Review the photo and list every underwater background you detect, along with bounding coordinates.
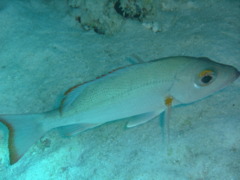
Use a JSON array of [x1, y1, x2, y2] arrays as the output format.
[[0, 0, 239, 179]]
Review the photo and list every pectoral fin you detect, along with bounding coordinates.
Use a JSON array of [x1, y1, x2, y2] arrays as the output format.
[[126, 111, 160, 128], [164, 96, 174, 144]]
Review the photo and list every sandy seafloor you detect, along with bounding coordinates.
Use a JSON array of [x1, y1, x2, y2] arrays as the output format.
[[0, 0, 239, 179]]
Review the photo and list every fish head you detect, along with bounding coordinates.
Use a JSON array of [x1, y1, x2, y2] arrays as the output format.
[[170, 57, 240, 104]]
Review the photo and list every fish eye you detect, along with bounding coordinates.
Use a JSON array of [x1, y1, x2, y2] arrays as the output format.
[[201, 75, 212, 84], [195, 70, 216, 87]]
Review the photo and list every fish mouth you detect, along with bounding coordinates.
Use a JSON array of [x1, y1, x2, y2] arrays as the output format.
[[236, 69, 240, 79], [217, 67, 240, 91], [224, 68, 240, 88], [232, 68, 240, 82]]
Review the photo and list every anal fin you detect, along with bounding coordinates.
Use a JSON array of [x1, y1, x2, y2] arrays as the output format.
[[58, 123, 102, 137], [126, 111, 160, 128]]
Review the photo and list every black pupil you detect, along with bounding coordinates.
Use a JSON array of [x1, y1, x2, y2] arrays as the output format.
[[201, 75, 212, 84]]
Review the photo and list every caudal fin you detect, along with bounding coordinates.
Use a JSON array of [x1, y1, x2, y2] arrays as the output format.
[[0, 113, 45, 165]]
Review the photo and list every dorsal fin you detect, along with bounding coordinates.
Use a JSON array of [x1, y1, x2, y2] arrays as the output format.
[[59, 56, 146, 114], [59, 84, 84, 114]]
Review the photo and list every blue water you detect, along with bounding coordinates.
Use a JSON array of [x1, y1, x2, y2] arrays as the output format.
[[0, 0, 239, 179]]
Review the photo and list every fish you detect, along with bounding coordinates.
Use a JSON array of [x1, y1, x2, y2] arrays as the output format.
[[0, 56, 239, 165]]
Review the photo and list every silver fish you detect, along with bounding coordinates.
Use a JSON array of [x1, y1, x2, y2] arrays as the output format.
[[0, 56, 239, 165]]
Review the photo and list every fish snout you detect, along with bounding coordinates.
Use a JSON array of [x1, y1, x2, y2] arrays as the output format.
[[233, 67, 240, 81], [236, 69, 240, 79]]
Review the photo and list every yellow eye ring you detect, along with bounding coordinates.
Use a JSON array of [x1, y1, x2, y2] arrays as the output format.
[[195, 69, 216, 87], [199, 70, 213, 78]]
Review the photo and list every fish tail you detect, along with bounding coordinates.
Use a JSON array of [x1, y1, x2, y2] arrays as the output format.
[[0, 113, 45, 165]]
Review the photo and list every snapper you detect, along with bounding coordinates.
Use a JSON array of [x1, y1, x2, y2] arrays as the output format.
[[0, 56, 239, 165]]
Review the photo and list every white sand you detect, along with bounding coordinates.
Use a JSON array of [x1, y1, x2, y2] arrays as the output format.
[[0, 0, 239, 179]]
